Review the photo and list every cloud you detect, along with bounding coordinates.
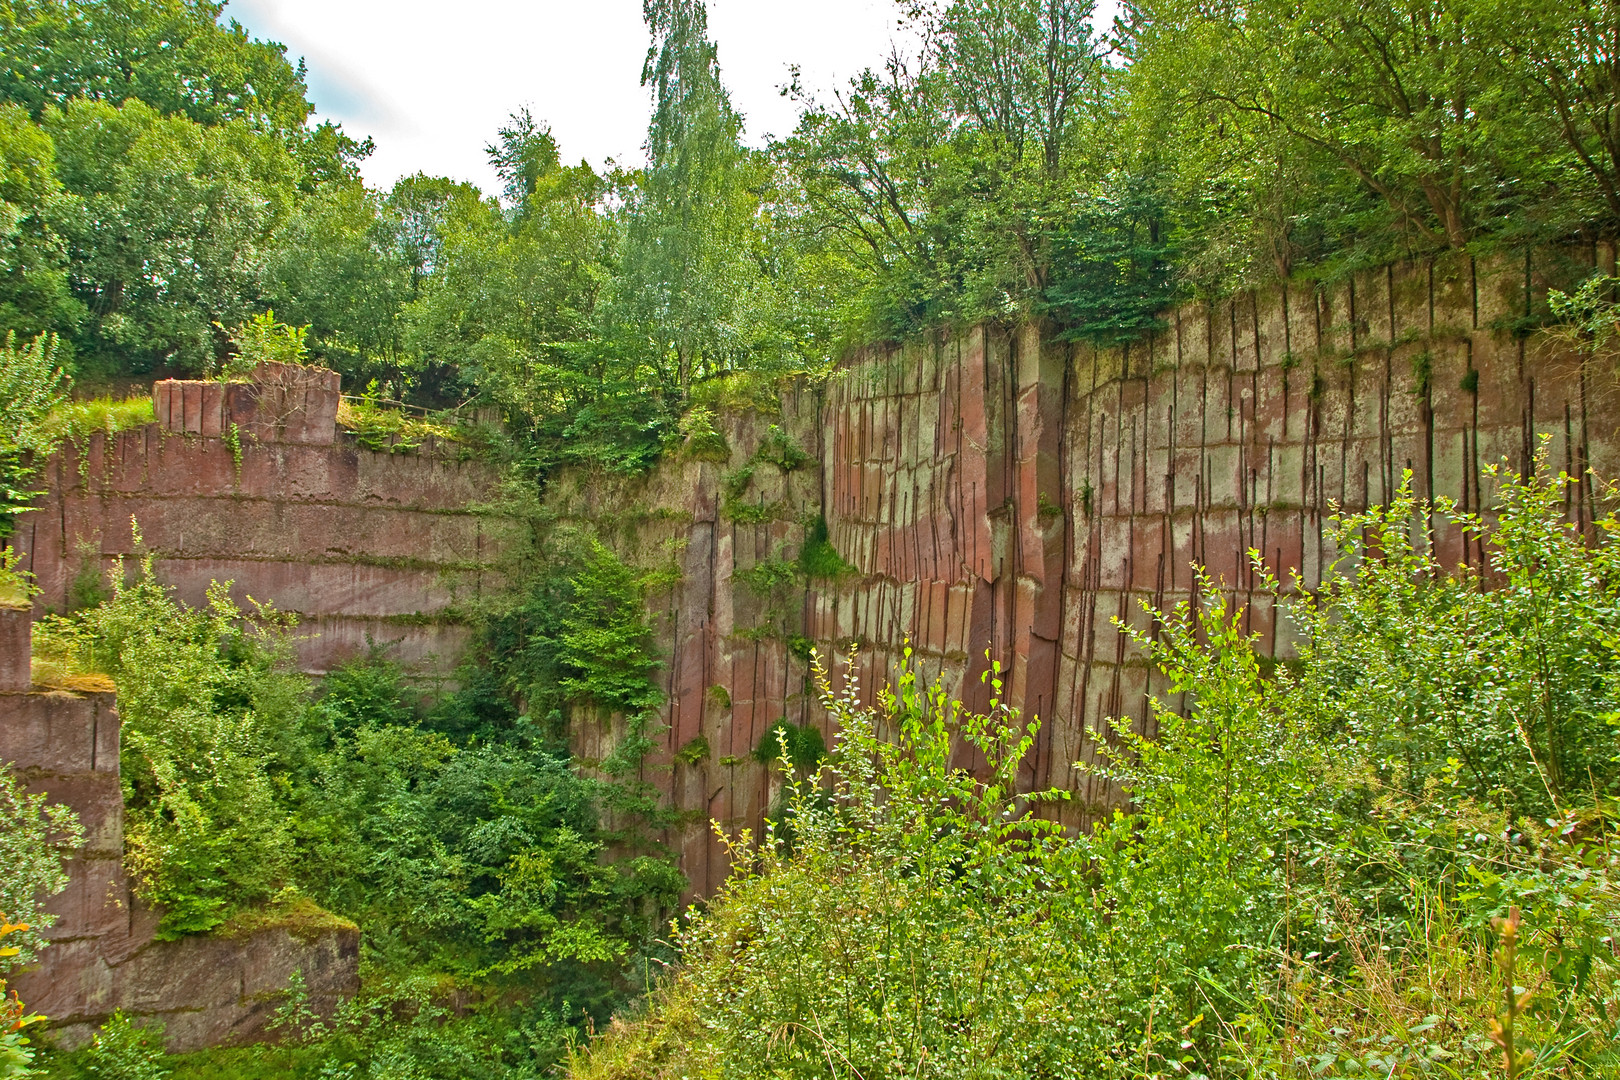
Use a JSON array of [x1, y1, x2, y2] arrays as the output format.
[[229, 0, 399, 129], [222, 0, 1110, 193]]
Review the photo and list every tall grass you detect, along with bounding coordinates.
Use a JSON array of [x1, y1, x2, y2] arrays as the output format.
[[40, 395, 155, 445]]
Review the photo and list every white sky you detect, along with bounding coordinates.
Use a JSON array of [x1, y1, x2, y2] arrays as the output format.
[[227, 0, 922, 194]]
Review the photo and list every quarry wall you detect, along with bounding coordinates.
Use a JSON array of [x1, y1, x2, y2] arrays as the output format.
[[13, 364, 508, 675], [9, 246, 1620, 924], [565, 245, 1620, 895]]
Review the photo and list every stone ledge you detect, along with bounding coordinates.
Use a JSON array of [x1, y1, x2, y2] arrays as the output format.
[[30, 919, 360, 1052]]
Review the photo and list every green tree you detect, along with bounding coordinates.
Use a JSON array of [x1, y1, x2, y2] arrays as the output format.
[[776, 1, 1165, 340], [265, 182, 410, 381], [0, 105, 78, 341], [487, 106, 561, 213], [45, 97, 299, 375], [613, 0, 763, 389], [1491, 0, 1620, 227], [387, 173, 482, 300], [0, 0, 312, 136], [775, 52, 958, 336], [0, 1, 377, 384], [935, 0, 1108, 295], [399, 155, 614, 415], [1127, 0, 1561, 262]]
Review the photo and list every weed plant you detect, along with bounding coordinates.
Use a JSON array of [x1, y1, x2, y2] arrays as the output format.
[[336, 396, 493, 456], [38, 397, 155, 449], [573, 457, 1620, 1079], [25, 528, 684, 1077], [2, 918, 50, 1077], [0, 768, 81, 972], [0, 333, 68, 537]]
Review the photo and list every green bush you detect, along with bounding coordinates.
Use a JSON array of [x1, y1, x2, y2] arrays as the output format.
[[315, 653, 416, 736], [0, 764, 82, 972], [732, 557, 796, 596], [55, 548, 305, 938], [0, 332, 68, 536], [749, 720, 825, 771], [558, 541, 664, 721], [76, 1013, 168, 1080], [0, 546, 32, 607], [796, 515, 855, 581], [294, 731, 681, 994], [573, 459, 1620, 1080]]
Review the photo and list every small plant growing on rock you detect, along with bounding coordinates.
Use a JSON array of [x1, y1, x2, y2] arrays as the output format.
[[797, 516, 855, 581], [675, 735, 711, 766], [676, 406, 730, 461], [0, 332, 68, 540], [751, 720, 825, 771], [0, 765, 82, 971], [78, 1012, 168, 1080], [0, 549, 33, 609], [756, 425, 808, 472], [216, 310, 309, 380]]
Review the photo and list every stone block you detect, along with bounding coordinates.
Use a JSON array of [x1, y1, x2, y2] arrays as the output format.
[[0, 692, 118, 776], [32, 921, 360, 1053], [14, 771, 123, 854], [0, 606, 28, 690], [34, 854, 129, 941]]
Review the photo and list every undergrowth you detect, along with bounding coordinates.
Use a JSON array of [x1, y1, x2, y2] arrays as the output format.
[[571, 454, 1620, 1080], [26, 515, 685, 1076], [336, 396, 505, 458]]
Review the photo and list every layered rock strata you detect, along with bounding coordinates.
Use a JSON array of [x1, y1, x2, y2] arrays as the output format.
[[13, 364, 507, 675], [11, 249, 1618, 907]]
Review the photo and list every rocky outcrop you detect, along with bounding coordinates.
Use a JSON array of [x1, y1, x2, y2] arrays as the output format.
[[559, 245, 1620, 895], [1, 364, 498, 1049], [13, 364, 508, 675], [0, 605, 360, 1052], [27, 909, 359, 1052]]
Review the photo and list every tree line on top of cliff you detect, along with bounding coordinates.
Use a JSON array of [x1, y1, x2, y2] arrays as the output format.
[[0, 0, 1617, 475]]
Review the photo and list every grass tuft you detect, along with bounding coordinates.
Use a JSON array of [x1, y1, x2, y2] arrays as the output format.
[[41, 395, 155, 445]]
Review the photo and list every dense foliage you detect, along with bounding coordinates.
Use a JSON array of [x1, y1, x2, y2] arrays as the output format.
[[26, 533, 681, 1074], [2, 0, 1620, 1076], [37, 549, 307, 938], [574, 463, 1619, 1080]]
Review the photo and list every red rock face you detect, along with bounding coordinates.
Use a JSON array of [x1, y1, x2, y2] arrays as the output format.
[[11, 251, 1618, 908], [0, 603, 28, 690], [566, 246, 1620, 898], [14, 366, 506, 675]]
